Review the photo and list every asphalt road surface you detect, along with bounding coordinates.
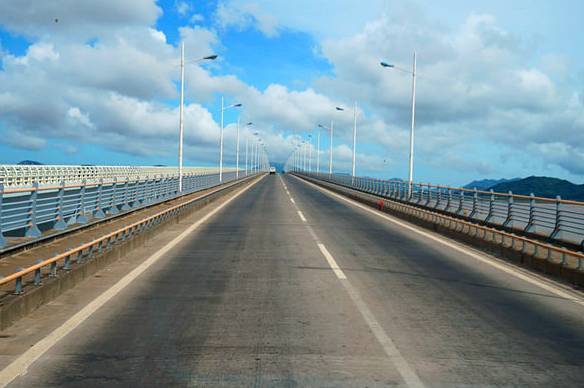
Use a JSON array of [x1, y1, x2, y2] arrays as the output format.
[[5, 174, 584, 387]]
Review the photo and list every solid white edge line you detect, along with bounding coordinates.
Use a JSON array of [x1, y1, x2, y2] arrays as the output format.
[[317, 243, 347, 279], [294, 175, 584, 307], [297, 210, 307, 222], [0, 176, 264, 387]]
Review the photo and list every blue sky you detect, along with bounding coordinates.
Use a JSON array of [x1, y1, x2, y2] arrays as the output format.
[[0, 0, 583, 186]]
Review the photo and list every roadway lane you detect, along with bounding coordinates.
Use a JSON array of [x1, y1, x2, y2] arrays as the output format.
[[282, 174, 584, 387], [7, 175, 407, 387], [5, 174, 584, 387]]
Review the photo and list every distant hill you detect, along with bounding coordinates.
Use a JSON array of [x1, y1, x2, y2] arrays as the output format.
[[17, 160, 43, 165], [464, 178, 520, 190], [489, 176, 584, 201]]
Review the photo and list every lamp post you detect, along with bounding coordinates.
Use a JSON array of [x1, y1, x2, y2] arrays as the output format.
[[336, 102, 358, 184], [381, 50, 417, 197], [251, 132, 259, 174], [308, 134, 313, 173], [302, 140, 306, 173], [316, 128, 320, 174], [177, 43, 218, 192], [220, 97, 242, 182], [236, 121, 253, 179], [318, 120, 334, 176]]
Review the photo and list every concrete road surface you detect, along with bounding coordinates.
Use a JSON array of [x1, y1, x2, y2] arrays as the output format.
[[3, 174, 584, 387]]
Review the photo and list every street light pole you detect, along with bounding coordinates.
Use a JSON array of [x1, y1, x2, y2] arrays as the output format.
[[329, 120, 333, 176], [316, 129, 320, 174], [336, 104, 358, 183], [236, 116, 240, 179], [352, 101, 357, 184], [245, 135, 249, 176], [381, 51, 417, 197], [220, 96, 224, 182], [408, 51, 417, 197], [308, 135, 312, 173], [303, 141, 307, 172], [178, 42, 185, 192], [219, 98, 242, 182], [177, 47, 217, 192]]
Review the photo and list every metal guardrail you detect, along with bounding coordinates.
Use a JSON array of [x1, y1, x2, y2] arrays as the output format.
[[299, 172, 584, 248], [295, 173, 584, 277], [0, 174, 262, 295], [0, 165, 238, 187], [0, 169, 249, 249]]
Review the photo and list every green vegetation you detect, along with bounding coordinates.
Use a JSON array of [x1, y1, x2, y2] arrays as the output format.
[[489, 176, 584, 200]]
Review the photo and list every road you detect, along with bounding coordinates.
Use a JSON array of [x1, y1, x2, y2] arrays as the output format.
[[4, 174, 584, 387]]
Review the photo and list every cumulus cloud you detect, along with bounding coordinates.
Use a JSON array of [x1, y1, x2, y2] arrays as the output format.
[[314, 11, 584, 178], [215, 1, 279, 37], [0, 1, 582, 183], [0, 0, 161, 40]]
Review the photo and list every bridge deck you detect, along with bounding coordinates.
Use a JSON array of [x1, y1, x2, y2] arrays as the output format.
[[1, 174, 583, 387]]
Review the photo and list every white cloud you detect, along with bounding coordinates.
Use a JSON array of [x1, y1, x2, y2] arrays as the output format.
[[1, 1, 582, 183], [66, 107, 94, 129], [313, 11, 584, 178], [215, 1, 279, 37], [0, 0, 161, 40], [175, 1, 191, 17]]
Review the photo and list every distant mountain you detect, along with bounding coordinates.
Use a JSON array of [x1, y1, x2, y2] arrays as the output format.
[[17, 160, 43, 165], [490, 176, 584, 201], [464, 178, 520, 190]]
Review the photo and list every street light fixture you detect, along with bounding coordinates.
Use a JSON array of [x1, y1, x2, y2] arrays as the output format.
[[177, 43, 218, 192], [220, 97, 242, 182], [380, 51, 417, 197]]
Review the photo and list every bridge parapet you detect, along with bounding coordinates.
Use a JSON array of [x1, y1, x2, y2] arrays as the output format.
[[0, 168, 245, 249], [0, 165, 239, 188], [297, 172, 584, 250]]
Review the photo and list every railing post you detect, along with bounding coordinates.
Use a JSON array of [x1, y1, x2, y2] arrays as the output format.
[[34, 260, 43, 286], [524, 193, 536, 233], [0, 183, 5, 248], [77, 180, 88, 223], [446, 188, 452, 212], [417, 185, 424, 205], [435, 186, 441, 209], [109, 177, 120, 215], [456, 190, 465, 216], [550, 195, 562, 240], [121, 177, 130, 211], [484, 189, 495, 223], [141, 178, 150, 205], [469, 188, 478, 218], [503, 191, 514, 227], [94, 178, 105, 218], [15, 268, 24, 294], [54, 180, 67, 230], [26, 182, 42, 238], [425, 184, 431, 206]]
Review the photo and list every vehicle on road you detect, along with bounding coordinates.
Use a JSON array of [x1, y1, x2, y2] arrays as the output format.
[[269, 167, 276, 174]]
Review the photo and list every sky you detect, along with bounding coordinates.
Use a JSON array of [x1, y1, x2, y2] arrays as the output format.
[[0, 0, 583, 186]]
